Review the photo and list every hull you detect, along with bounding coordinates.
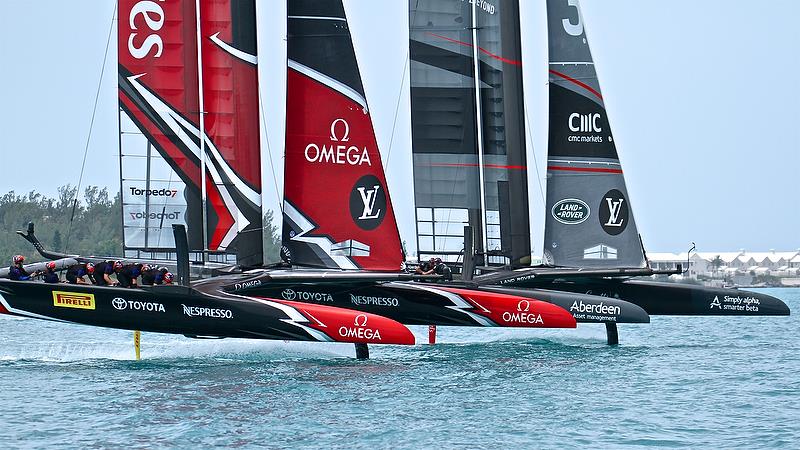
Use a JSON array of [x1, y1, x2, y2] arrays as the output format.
[[482, 286, 650, 323], [510, 278, 790, 316], [238, 278, 576, 329], [0, 279, 415, 345]]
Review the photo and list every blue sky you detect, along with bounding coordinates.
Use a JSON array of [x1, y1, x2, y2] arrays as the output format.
[[0, 0, 797, 255]]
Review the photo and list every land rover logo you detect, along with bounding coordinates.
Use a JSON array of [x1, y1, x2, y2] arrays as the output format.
[[551, 198, 590, 225], [282, 289, 296, 300], [599, 189, 629, 235], [112, 297, 127, 310], [349, 175, 386, 230]]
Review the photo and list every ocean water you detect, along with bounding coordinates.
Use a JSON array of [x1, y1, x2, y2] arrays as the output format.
[[0, 288, 797, 449]]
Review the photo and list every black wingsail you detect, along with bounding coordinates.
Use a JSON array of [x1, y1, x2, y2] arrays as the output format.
[[543, 0, 646, 268], [409, 0, 530, 266]]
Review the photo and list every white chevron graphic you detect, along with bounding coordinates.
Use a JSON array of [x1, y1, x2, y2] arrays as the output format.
[[127, 74, 260, 249], [284, 202, 359, 270]]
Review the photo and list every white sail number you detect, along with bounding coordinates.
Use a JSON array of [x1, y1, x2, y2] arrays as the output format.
[[128, 0, 166, 59], [562, 0, 584, 37]]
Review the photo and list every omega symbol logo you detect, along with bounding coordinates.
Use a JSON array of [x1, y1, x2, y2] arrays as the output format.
[[330, 118, 350, 142], [354, 314, 368, 327]]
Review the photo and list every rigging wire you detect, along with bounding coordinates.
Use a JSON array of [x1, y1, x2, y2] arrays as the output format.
[[64, 1, 117, 252], [523, 100, 546, 205]]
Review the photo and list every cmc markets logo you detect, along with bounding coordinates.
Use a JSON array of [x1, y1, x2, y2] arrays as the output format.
[[567, 112, 605, 143], [598, 189, 628, 235], [551, 198, 590, 225], [112, 297, 166, 313], [304, 118, 372, 166], [349, 175, 387, 231], [129, 211, 181, 221], [129, 187, 178, 198]]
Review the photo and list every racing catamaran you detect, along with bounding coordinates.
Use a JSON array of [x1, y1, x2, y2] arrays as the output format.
[[469, 0, 790, 340]]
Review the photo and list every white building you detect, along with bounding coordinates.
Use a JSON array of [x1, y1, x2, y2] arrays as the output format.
[[649, 250, 800, 279]]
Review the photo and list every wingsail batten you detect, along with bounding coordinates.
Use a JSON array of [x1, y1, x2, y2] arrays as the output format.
[[543, 0, 645, 269], [118, 0, 264, 265], [281, 0, 403, 271]]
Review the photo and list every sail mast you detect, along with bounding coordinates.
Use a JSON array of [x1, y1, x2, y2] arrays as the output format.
[[194, 0, 208, 259], [470, 2, 489, 256]]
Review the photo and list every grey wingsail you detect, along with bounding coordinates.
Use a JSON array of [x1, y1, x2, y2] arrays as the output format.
[[543, 0, 645, 268], [409, 0, 530, 266]]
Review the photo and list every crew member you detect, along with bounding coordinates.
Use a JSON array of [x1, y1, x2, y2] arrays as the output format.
[[140, 264, 162, 286], [115, 262, 143, 288], [90, 260, 116, 286], [162, 272, 175, 285], [65, 262, 93, 284], [8, 255, 35, 281], [43, 261, 60, 284], [432, 257, 453, 281], [415, 257, 437, 275]]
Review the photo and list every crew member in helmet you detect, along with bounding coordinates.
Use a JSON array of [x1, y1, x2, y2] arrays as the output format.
[[8, 255, 36, 281], [65, 262, 93, 284], [43, 261, 60, 284], [115, 262, 143, 288], [90, 260, 116, 286], [162, 272, 175, 285]]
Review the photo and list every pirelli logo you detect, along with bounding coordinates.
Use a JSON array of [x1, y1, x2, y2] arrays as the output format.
[[52, 291, 96, 310]]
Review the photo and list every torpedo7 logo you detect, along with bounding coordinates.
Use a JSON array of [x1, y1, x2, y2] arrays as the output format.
[[349, 175, 387, 230], [599, 189, 629, 235]]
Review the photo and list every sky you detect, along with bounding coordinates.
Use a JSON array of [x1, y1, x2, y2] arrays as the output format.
[[0, 0, 798, 256]]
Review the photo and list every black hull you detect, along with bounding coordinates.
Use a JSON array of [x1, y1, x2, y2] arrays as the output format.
[[481, 286, 650, 323], [508, 278, 790, 316], [0, 279, 417, 345]]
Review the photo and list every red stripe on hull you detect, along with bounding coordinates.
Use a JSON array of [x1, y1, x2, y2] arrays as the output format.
[[270, 300, 415, 345], [437, 287, 577, 328]]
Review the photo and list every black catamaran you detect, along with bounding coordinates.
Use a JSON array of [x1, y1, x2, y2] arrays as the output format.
[[472, 0, 789, 325], [0, 0, 788, 358]]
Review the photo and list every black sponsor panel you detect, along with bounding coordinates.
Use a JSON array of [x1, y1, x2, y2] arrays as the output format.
[[288, 2, 364, 99], [548, 84, 618, 159], [598, 189, 629, 235], [230, 0, 257, 55]]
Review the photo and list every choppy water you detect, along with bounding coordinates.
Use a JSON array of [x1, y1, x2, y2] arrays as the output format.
[[0, 288, 797, 449]]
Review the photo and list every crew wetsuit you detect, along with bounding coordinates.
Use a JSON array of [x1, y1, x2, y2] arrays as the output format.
[[116, 264, 142, 288], [91, 261, 114, 286], [65, 264, 89, 284], [43, 270, 60, 283], [8, 265, 32, 281]]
